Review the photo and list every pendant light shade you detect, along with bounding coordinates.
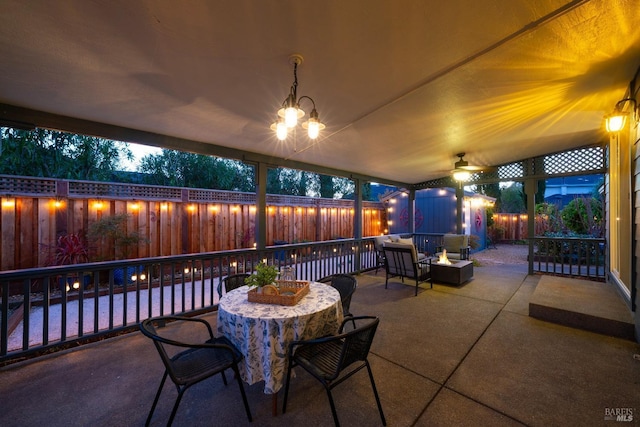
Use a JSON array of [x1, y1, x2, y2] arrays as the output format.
[[301, 108, 326, 139]]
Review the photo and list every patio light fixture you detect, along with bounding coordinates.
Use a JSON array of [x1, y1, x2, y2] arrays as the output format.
[[605, 110, 627, 132], [452, 170, 471, 182], [605, 97, 636, 132], [271, 54, 325, 141], [451, 153, 487, 182], [606, 66, 640, 132]]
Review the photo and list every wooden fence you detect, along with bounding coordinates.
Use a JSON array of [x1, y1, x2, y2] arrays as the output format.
[[490, 213, 530, 242], [0, 176, 385, 270]]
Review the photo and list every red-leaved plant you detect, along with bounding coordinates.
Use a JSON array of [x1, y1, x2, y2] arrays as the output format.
[[46, 233, 89, 266]]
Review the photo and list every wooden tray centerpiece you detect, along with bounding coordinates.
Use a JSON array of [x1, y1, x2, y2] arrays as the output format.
[[247, 280, 310, 306], [245, 262, 310, 306]]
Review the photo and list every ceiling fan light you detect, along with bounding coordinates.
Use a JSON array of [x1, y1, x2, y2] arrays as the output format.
[[453, 170, 471, 182]]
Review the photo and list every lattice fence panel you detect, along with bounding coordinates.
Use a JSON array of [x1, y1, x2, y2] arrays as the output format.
[[542, 146, 605, 176], [0, 175, 56, 196], [69, 181, 183, 200]]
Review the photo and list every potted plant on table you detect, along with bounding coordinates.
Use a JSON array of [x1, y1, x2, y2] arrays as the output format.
[[245, 262, 279, 295]]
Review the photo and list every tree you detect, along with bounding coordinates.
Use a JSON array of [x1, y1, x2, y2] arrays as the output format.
[[561, 197, 603, 236], [476, 183, 501, 211], [318, 174, 334, 198], [87, 213, 148, 260], [500, 183, 526, 213], [138, 149, 254, 191], [0, 128, 132, 180], [315, 174, 354, 199], [534, 202, 563, 235], [268, 168, 308, 195]]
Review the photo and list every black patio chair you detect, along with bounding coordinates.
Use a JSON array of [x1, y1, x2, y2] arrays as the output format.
[[139, 316, 252, 426], [282, 316, 386, 427], [217, 273, 251, 299], [317, 274, 357, 322]]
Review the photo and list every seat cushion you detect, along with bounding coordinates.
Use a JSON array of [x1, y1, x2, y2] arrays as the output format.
[[374, 234, 401, 251], [443, 234, 469, 252], [383, 241, 420, 262], [397, 237, 426, 260]]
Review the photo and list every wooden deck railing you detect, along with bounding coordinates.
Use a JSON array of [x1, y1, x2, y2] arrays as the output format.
[[0, 238, 380, 365], [531, 236, 606, 281]]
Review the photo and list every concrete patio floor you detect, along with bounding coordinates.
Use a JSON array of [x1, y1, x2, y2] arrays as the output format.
[[1, 261, 639, 426]]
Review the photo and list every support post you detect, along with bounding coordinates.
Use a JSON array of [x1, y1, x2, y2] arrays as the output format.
[[524, 177, 536, 275], [456, 184, 464, 234], [255, 162, 267, 251], [408, 189, 416, 235]]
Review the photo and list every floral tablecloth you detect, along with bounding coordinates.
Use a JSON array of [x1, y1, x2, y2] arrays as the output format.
[[217, 282, 343, 394]]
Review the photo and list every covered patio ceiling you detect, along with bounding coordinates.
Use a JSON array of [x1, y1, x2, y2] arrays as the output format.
[[1, 0, 639, 186]]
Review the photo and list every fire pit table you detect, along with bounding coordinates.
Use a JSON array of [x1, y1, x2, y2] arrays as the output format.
[[431, 259, 474, 286]]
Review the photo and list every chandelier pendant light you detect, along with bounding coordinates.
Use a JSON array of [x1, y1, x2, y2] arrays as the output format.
[[271, 54, 325, 141]]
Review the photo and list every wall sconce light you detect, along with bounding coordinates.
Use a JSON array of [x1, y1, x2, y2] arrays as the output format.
[[2, 197, 15, 209], [271, 54, 325, 141], [605, 96, 637, 132], [94, 200, 104, 210], [605, 110, 628, 132], [605, 69, 639, 132]]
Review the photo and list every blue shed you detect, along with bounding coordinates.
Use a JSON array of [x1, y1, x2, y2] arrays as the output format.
[[381, 188, 494, 252]]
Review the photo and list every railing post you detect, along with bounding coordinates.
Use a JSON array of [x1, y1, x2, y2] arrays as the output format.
[[353, 178, 363, 272]]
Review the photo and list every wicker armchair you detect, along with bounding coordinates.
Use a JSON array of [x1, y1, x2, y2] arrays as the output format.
[[217, 273, 251, 299], [282, 316, 386, 426], [139, 316, 252, 426], [317, 274, 357, 320]]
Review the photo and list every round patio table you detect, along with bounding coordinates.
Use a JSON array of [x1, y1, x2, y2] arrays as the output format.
[[217, 282, 343, 395]]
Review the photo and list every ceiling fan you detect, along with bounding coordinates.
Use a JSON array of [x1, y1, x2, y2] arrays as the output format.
[[451, 153, 492, 181]]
